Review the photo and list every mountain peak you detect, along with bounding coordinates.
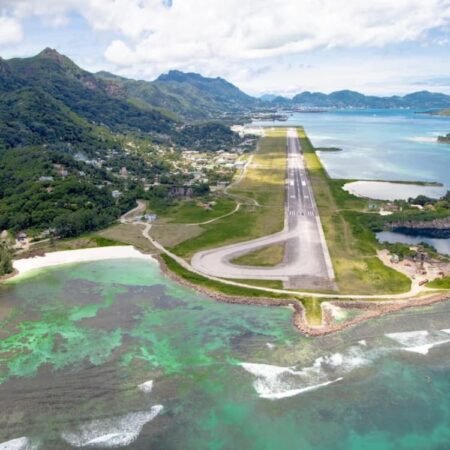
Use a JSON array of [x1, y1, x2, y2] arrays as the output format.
[[36, 47, 76, 68], [157, 70, 203, 82], [38, 47, 62, 58]]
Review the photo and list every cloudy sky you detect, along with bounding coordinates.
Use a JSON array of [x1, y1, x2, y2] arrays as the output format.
[[1, 0, 450, 96]]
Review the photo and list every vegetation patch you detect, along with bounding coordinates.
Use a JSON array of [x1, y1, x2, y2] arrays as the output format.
[[427, 277, 450, 289], [301, 298, 323, 326], [97, 223, 157, 253], [149, 222, 204, 248], [231, 243, 285, 267], [160, 196, 237, 224]]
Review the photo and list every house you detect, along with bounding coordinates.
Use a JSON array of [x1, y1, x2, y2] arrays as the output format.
[[1, 230, 9, 245], [39, 176, 54, 182], [390, 254, 400, 264], [112, 190, 122, 199]]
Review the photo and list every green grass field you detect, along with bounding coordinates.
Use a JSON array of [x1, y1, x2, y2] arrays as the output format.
[[160, 196, 237, 224], [301, 297, 324, 326], [172, 129, 287, 258], [427, 276, 450, 289], [298, 128, 411, 295], [231, 243, 285, 267]]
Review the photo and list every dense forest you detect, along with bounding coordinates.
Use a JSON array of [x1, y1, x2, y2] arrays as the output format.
[[0, 147, 137, 237]]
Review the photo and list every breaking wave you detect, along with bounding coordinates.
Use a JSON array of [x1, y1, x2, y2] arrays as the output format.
[[385, 330, 450, 355], [61, 406, 163, 448], [240, 343, 371, 400], [137, 380, 154, 393], [0, 438, 38, 450], [242, 327, 450, 400]]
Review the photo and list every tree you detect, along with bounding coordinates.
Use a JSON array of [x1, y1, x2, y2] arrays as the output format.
[[0, 244, 13, 276]]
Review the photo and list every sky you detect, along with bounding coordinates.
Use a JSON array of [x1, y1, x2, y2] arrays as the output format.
[[1, 0, 450, 97]]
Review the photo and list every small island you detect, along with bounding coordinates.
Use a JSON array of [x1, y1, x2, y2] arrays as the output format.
[[438, 133, 450, 143], [315, 147, 343, 152]]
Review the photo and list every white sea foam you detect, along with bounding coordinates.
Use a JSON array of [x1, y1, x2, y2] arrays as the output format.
[[137, 380, 154, 393], [240, 344, 370, 400], [440, 329, 450, 334], [323, 303, 347, 321], [386, 330, 450, 354], [258, 378, 344, 400], [0, 438, 38, 450], [385, 330, 429, 347], [61, 405, 163, 448], [401, 339, 450, 355]]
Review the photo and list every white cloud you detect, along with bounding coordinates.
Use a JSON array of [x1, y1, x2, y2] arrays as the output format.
[[1, 0, 450, 93], [104, 40, 136, 66], [0, 16, 23, 45]]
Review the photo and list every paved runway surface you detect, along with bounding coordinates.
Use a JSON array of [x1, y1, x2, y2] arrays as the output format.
[[191, 129, 336, 290]]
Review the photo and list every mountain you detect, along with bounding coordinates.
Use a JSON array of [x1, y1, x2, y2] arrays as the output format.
[[274, 90, 450, 109], [4, 48, 174, 138], [96, 70, 259, 120], [0, 48, 244, 239]]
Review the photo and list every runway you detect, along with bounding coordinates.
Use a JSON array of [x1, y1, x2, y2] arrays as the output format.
[[191, 128, 336, 290]]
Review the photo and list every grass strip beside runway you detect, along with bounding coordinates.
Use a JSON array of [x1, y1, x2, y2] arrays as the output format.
[[298, 128, 411, 295]]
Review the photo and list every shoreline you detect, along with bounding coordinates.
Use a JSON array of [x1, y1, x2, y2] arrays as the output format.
[[2, 245, 449, 336], [7, 246, 156, 282], [155, 254, 450, 336]]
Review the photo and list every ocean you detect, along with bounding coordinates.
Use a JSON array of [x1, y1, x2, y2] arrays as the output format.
[[0, 259, 449, 449]]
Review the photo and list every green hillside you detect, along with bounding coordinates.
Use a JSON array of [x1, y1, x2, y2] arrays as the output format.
[[96, 69, 259, 120], [0, 48, 246, 240]]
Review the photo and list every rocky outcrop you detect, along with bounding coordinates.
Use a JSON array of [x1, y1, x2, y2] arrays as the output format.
[[387, 217, 450, 238]]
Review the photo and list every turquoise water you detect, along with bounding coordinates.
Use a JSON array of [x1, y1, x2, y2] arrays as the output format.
[[0, 259, 450, 449], [255, 109, 450, 188]]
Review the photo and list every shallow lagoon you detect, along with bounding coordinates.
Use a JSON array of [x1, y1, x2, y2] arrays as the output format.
[[255, 109, 450, 189], [343, 180, 447, 201], [1, 259, 450, 449]]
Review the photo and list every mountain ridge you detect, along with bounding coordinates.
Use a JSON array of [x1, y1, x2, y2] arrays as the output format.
[[270, 89, 450, 109]]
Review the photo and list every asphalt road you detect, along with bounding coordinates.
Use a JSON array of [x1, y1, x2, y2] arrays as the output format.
[[191, 129, 336, 290]]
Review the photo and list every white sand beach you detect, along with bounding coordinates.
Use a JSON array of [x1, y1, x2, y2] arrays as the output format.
[[12, 246, 155, 279]]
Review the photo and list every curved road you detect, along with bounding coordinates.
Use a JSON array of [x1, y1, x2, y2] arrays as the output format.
[[191, 129, 336, 291]]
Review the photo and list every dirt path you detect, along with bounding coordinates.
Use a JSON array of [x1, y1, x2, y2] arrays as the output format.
[[186, 202, 241, 226]]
